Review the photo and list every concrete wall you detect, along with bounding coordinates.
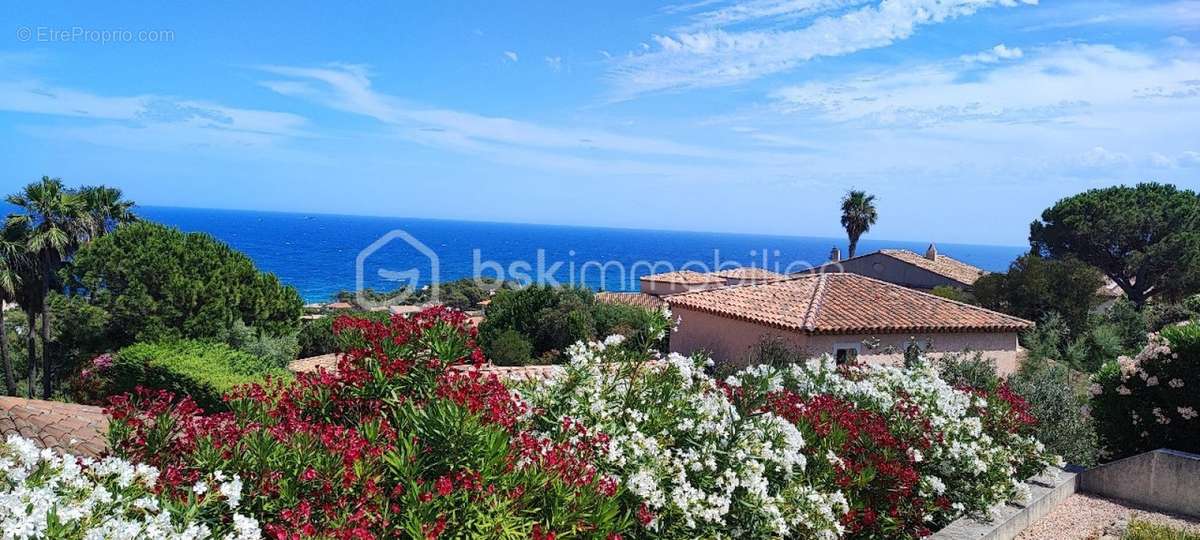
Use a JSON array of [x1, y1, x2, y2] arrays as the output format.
[[669, 305, 1022, 374], [813, 252, 965, 290], [1078, 449, 1200, 518]]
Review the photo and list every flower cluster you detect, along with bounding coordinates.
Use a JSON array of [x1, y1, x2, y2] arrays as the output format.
[[734, 359, 1059, 528], [106, 307, 629, 539], [1091, 321, 1200, 459], [0, 433, 259, 539], [530, 340, 1060, 539]]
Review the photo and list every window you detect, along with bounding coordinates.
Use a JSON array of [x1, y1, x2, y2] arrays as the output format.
[[834, 343, 861, 365]]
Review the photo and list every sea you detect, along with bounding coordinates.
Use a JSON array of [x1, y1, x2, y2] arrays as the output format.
[[122, 206, 1027, 303]]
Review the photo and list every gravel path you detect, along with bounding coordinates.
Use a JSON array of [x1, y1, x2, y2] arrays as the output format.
[[1017, 493, 1200, 539]]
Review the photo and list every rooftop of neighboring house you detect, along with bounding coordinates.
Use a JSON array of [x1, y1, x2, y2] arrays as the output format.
[[709, 267, 788, 281], [595, 291, 666, 310], [665, 272, 1031, 335], [638, 270, 727, 285], [0, 397, 108, 457], [809, 244, 988, 287]]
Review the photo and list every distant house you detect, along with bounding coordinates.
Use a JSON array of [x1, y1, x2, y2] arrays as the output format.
[[708, 267, 787, 286], [596, 268, 786, 311], [638, 270, 727, 296], [801, 244, 986, 291], [667, 272, 1032, 374]]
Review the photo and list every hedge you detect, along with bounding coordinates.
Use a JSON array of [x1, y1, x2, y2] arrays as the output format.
[[109, 340, 291, 411]]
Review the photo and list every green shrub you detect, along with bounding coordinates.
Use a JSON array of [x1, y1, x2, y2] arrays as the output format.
[[1092, 321, 1200, 460], [931, 285, 973, 304], [1009, 361, 1098, 466], [936, 351, 1001, 391], [220, 320, 300, 369], [1123, 519, 1200, 540], [480, 285, 669, 362], [108, 341, 291, 411], [486, 328, 533, 366]]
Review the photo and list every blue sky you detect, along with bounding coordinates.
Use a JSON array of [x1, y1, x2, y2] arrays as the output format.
[[2, 0, 1198, 245]]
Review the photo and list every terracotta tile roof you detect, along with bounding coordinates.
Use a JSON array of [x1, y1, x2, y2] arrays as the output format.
[[709, 268, 787, 281], [0, 397, 108, 457], [877, 249, 987, 286], [666, 273, 1031, 334], [596, 292, 665, 310], [639, 270, 725, 285]]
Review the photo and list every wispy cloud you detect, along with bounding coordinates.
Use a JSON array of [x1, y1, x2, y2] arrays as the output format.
[[0, 78, 309, 151], [960, 44, 1023, 64], [545, 56, 563, 72], [770, 43, 1200, 128], [503, 51, 519, 63], [607, 0, 1038, 99], [255, 63, 803, 178], [1021, 0, 1200, 32]]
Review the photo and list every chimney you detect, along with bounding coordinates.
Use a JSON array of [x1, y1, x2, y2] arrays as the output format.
[[925, 243, 938, 261], [829, 246, 841, 262]]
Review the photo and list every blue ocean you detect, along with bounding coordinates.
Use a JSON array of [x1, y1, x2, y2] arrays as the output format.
[[130, 206, 1027, 303]]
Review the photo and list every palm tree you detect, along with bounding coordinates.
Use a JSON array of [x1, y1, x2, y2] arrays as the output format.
[[78, 185, 137, 241], [6, 177, 87, 399], [0, 224, 29, 396], [840, 190, 878, 259]]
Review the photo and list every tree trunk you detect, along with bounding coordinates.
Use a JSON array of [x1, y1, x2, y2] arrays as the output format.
[[40, 251, 52, 400], [847, 237, 859, 259], [0, 307, 14, 396], [25, 308, 36, 399]]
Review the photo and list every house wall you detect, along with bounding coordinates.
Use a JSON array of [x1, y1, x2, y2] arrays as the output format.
[[640, 280, 721, 296], [669, 306, 1021, 374], [810, 253, 964, 290]]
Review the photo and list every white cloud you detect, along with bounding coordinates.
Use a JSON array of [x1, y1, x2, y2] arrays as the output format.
[[545, 56, 563, 72], [1075, 146, 1131, 169], [960, 44, 1024, 64], [770, 43, 1200, 127], [254, 63, 805, 179], [1150, 150, 1200, 168], [0, 79, 309, 151], [608, 0, 1038, 98], [1022, 0, 1200, 32], [1164, 35, 1193, 48], [503, 51, 519, 63]]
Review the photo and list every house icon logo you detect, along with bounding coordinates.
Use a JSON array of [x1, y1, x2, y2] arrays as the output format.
[[355, 229, 440, 308]]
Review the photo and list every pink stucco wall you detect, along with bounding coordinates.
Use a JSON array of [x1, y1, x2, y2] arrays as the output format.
[[669, 306, 1021, 374]]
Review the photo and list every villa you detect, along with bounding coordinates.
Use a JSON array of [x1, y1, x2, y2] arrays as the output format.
[[666, 272, 1032, 373], [803, 244, 987, 291]]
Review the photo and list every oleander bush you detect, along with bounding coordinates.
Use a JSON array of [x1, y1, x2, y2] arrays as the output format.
[[0, 433, 260, 539], [106, 307, 629, 539], [523, 336, 1059, 539], [102, 307, 1060, 540], [1091, 321, 1200, 460], [295, 312, 391, 358], [83, 341, 290, 411]]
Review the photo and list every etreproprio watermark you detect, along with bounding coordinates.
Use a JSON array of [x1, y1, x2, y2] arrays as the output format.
[[16, 26, 175, 44], [355, 229, 832, 308]]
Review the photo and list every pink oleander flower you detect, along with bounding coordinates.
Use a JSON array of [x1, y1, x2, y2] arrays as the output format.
[[1117, 385, 1131, 395], [1168, 378, 1185, 388], [1088, 383, 1103, 396], [92, 353, 114, 370], [1179, 407, 1198, 420]]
